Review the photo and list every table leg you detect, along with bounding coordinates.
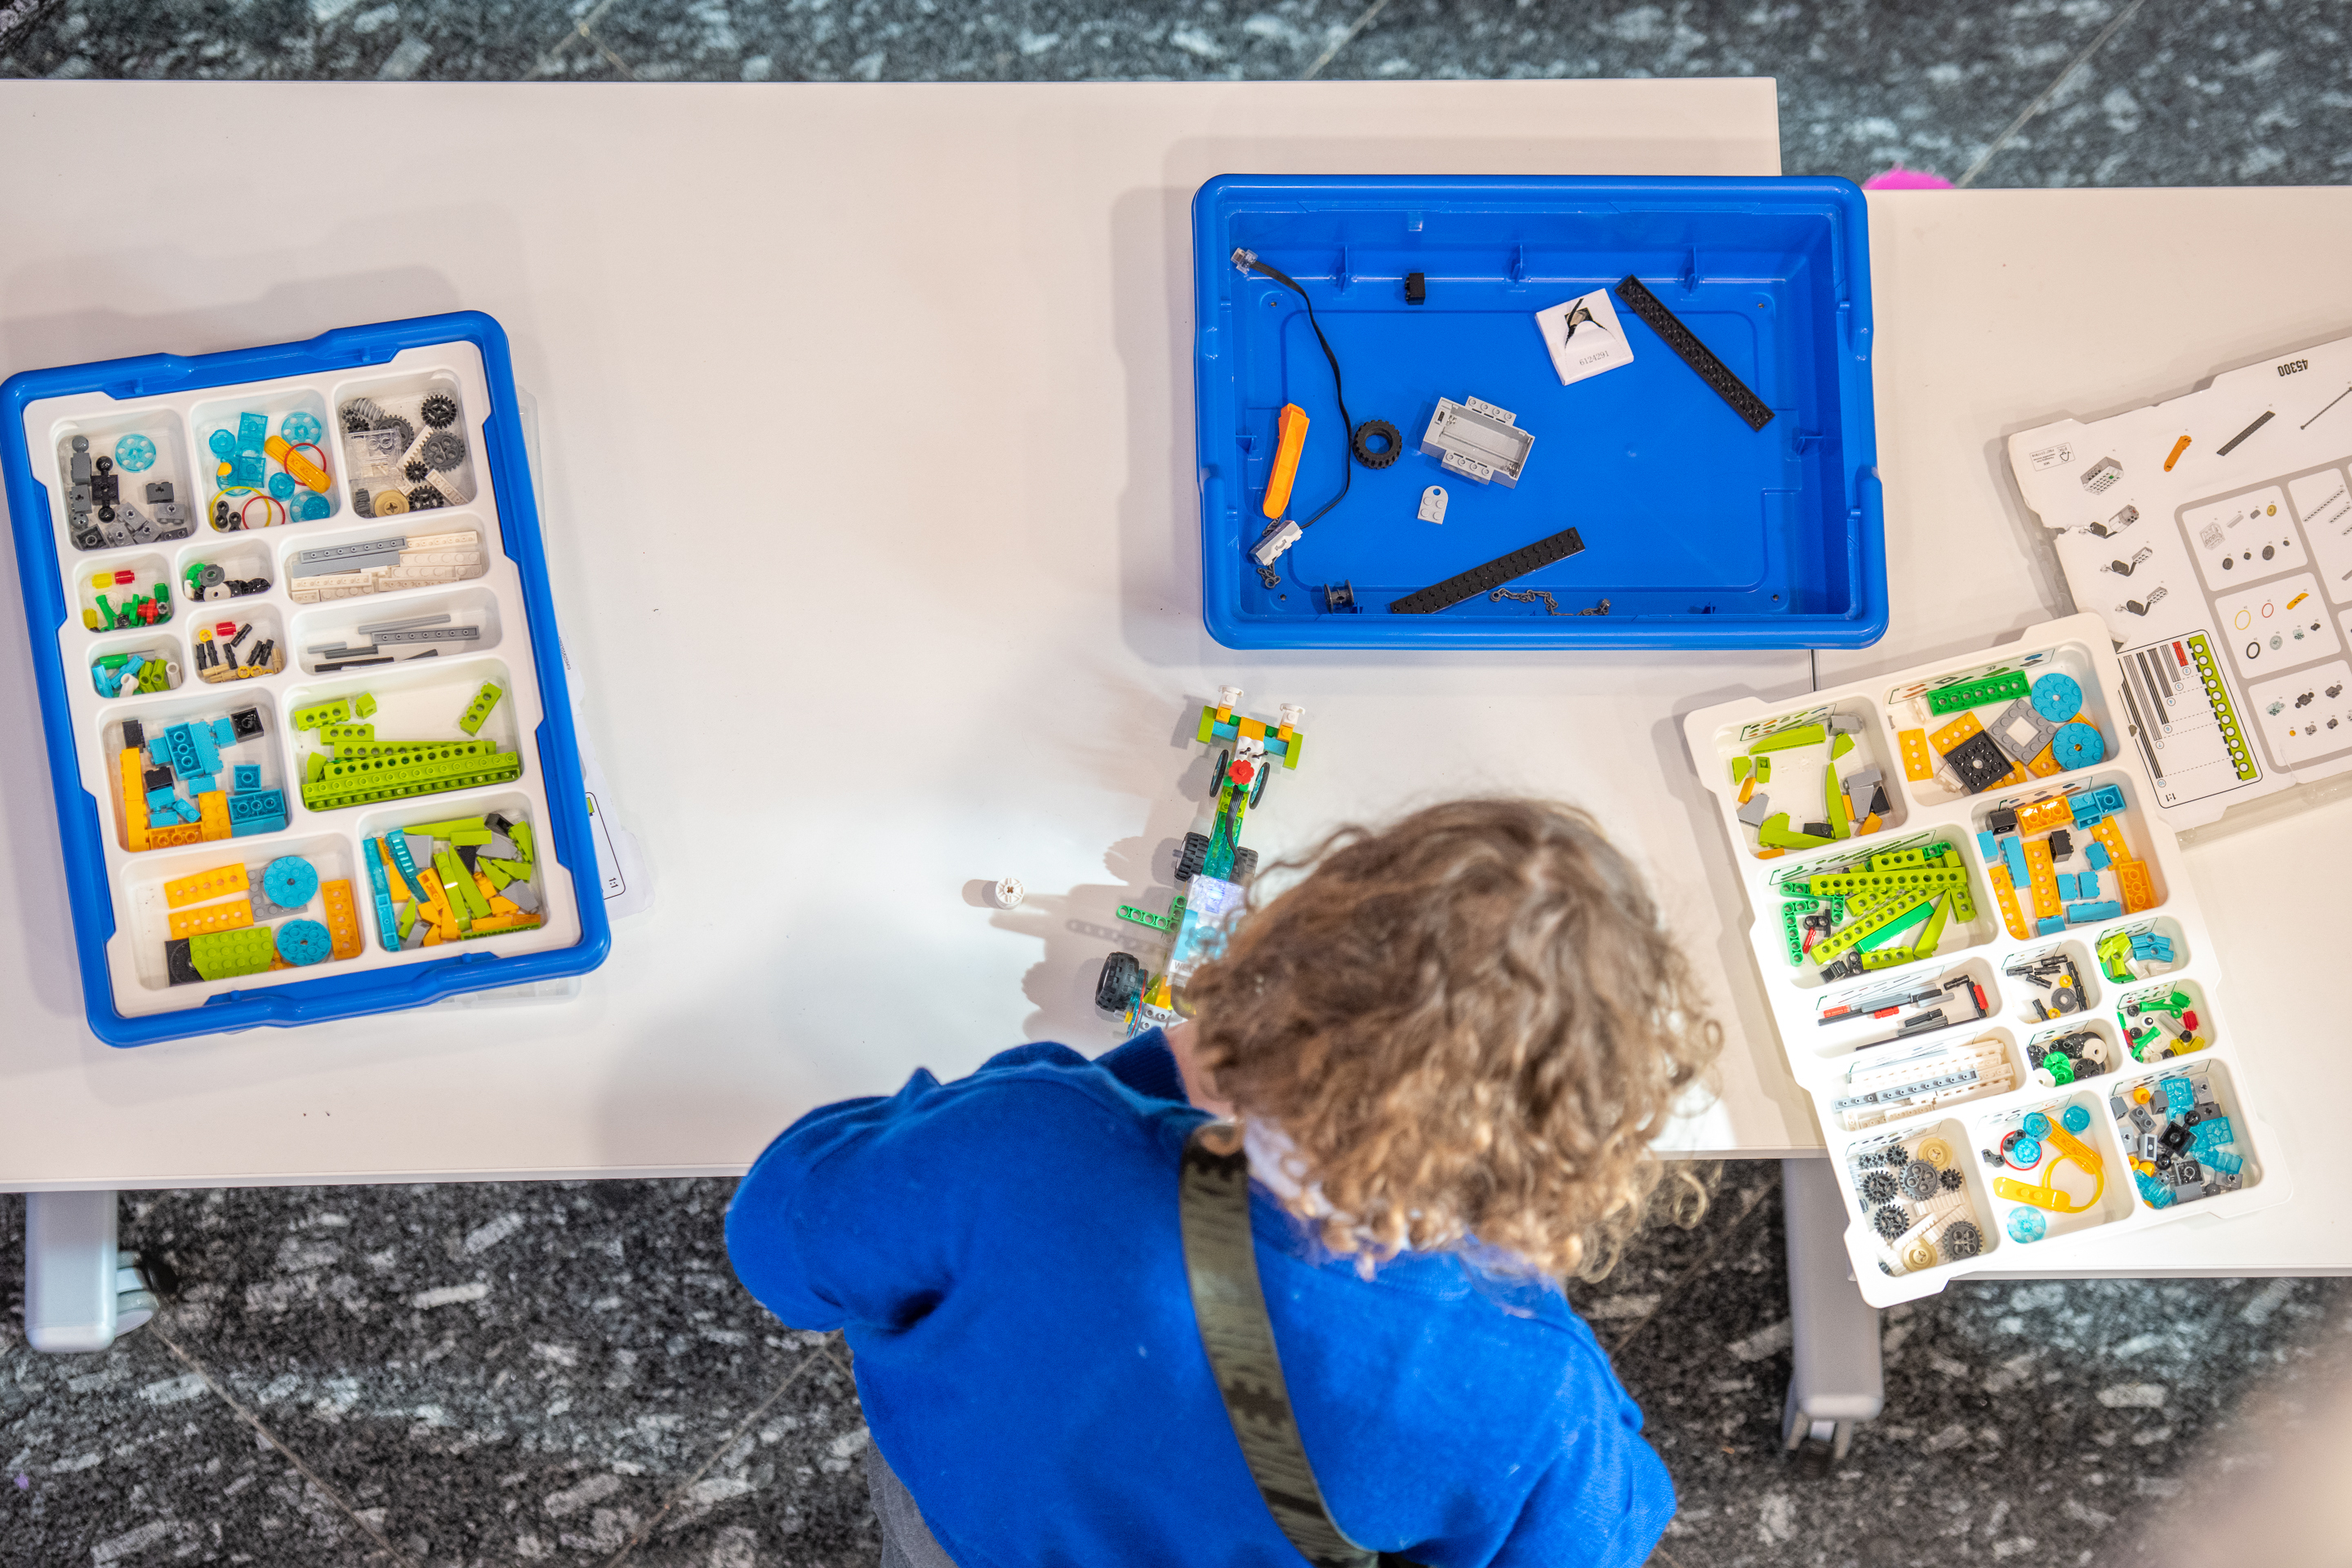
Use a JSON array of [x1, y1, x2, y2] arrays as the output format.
[[1780, 1157, 1882, 1472], [23, 1191, 159, 1353]]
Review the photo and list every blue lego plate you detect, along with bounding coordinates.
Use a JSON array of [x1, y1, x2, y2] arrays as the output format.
[[1192, 175, 1883, 648], [0, 312, 611, 1045]]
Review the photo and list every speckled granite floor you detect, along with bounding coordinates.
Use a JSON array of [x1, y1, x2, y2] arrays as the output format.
[[4, 2, 2351, 1564], [5, 1167, 2350, 1566]]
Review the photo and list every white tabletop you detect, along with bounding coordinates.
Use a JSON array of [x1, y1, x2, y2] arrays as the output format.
[[0, 78, 1815, 1192], [1826, 187, 2352, 1276]]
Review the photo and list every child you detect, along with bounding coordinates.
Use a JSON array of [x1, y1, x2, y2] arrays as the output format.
[[727, 798, 1721, 1566]]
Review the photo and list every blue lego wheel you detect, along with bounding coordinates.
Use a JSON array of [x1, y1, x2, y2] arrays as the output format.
[[280, 410, 323, 445], [275, 919, 332, 967], [2006, 1208, 2048, 1244], [2022, 1111, 2051, 1138], [207, 428, 236, 458], [114, 433, 157, 472], [2061, 1105, 2091, 1134], [2051, 721, 2104, 769], [2007, 1135, 2043, 1169], [268, 472, 296, 501], [263, 855, 319, 909], [2031, 672, 2083, 722], [293, 492, 331, 521]]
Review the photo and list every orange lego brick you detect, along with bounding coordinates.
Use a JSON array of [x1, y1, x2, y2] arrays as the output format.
[[198, 788, 231, 842], [1988, 862, 2030, 940], [119, 748, 149, 853], [147, 821, 205, 849], [2023, 838, 2061, 920], [1737, 775, 1756, 805], [2016, 797, 2073, 835], [1898, 728, 1934, 782], [2090, 817, 2132, 865], [165, 862, 249, 909], [168, 899, 252, 940], [320, 880, 363, 960], [465, 912, 542, 936], [2115, 858, 2157, 913]]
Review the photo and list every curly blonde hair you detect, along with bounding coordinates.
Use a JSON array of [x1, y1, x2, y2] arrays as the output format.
[[1184, 798, 1722, 1282]]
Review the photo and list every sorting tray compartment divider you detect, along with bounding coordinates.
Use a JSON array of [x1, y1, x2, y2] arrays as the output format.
[[1684, 612, 2293, 1305], [1, 312, 610, 1045]]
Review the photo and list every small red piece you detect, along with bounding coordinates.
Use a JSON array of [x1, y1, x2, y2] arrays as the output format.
[[114, 568, 135, 584], [2181, 1009, 2198, 1033], [1230, 760, 1256, 786], [216, 621, 237, 638]]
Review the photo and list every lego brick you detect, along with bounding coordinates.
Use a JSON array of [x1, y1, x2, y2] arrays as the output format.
[[320, 880, 363, 960], [1610, 275, 1773, 430], [301, 751, 523, 810], [383, 833, 429, 900], [2024, 839, 2061, 920], [2069, 784, 2127, 829], [1988, 862, 2030, 940], [232, 763, 261, 791], [1736, 793, 1772, 828], [2001, 835, 2029, 890], [1801, 866, 1966, 900], [2085, 841, 2111, 871], [1811, 889, 1939, 968], [147, 820, 206, 849], [118, 748, 150, 850], [497, 876, 540, 915], [1749, 724, 1827, 755], [1926, 670, 2031, 715], [2016, 796, 2073, 835], [226, 788, 290, 837], [329, 738, 497, 760], [318, 723, 376, 745], [163, 862, 249, 910], [1755, 814, 1832, 850], [189, 924, 275, 982], [2036, 914, 2068, 935], [290, 697, 352, 731], [457, 681, 504, 737], [168, 898, 252, 939], [2116, 858, 2157, 913], [399, 816, 490, 839], [2066, 899, 2124, 924], [510, 823, 533, 863], [1824, 763, 1851, 840], [1927, 709, 1984, 760], [2089, 816, 2132, 867]]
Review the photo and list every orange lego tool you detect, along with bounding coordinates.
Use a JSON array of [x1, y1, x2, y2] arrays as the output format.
[[1262, 403, 1310, 519]]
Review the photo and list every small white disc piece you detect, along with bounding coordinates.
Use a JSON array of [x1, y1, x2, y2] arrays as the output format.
[[989, 877, 1026, 910], [1418, 486, 1448, 524]]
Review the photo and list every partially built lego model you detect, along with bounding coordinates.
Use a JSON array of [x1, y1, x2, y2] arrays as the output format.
[[1094, 688, 1303, 1037]]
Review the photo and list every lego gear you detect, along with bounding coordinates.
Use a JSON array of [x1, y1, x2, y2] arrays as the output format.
[[1871, 1203, 1908, 1241], [420, 430, 467, 472], [340, 398, 382, 435], [1860, 1169, 1898, 1205], [1350, 418, 1401, 469], [1938, 1166, 1964, 1192], [372, 412, 416, 451], [404, 459, 430, 483], [405, 484, 446, 511], [1940, 1219, 1984, 1260], [1899, 1159, 1940, 1201], [420, 391, 459, 428]]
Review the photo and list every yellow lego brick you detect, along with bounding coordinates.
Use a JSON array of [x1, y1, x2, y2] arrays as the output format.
[[164, 862, 249, 910], [198, 788, 231, 842], [2026, 742, 2065, 777], [2115, 858, 2156, 913], [1988, 862, 2030, 939], [1737, 775, 1756, 805], [147, 821, 205, 849], [168, 899, 252, 939], [415, 868, 456, 935], [2016, 797, 2073, 835], [1927, 710, 1984, 758], [2090, 817, 2132, 866], [321, 880, 363, 960], [1236, 717, 1266, 741], [1900, 733, 1938, 785], [1859, 812, 1882, 834], [2023, 839, 2061, 920]]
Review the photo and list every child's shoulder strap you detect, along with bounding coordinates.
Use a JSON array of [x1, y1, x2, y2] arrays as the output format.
[[1178, 1120, 1432, 1568]]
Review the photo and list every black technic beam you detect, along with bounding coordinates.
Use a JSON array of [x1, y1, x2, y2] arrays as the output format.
[[1388, 528, 1586, 615], [1612, 274, 1775, 432]]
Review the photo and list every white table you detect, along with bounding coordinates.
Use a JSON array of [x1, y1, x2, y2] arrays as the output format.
[[1, 86, 2341, 1298], [0, 77, 1809, 1205]]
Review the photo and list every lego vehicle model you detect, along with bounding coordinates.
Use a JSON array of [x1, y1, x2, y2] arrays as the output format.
[[1095, 688, 1305, 1036]]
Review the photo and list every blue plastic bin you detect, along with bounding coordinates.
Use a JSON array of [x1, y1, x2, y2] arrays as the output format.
[[0, 312, 610, 1045], [1193, 175, 1882, 648]]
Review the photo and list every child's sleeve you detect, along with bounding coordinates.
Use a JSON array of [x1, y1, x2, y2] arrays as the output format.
[[724, 1043, 1098, 1331], [1486, 1388, 1675, 1568]]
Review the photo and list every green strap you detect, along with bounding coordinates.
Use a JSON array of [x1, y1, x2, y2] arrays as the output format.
[[1179, 1120, 1430, 1568]]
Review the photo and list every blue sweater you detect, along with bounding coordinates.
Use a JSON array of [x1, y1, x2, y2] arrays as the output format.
[[725, 1032, 1673, 1568]]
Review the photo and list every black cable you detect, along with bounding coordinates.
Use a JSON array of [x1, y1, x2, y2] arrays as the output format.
[[1234, 251, 1352, 528]]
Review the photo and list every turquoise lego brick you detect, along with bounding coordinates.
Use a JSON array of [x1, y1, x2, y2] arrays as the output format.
[[2066, 899, 2123, 923], [2035, 915, 2067, 935]]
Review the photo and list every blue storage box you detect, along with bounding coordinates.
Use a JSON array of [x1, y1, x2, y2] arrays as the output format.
[[1192, 175, 1882, 648], [1, 312, 610, 1045]]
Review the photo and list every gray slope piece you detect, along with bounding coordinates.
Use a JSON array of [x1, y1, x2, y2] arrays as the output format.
[[478, 834, 520, 862], [403, 920, 430, 951], [404, 833, 435, 868], [1827, 713, 1864, 734], [1737, 792, 1774, 827], [498, 879, 541, 914], [1419, 395, 1533, 488]]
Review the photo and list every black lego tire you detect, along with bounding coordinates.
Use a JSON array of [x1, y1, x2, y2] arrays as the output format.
[[1232, 847, 1258, 884], [1175, 832, 1211, 884], [1096, 951, 1145, 1013], [1351, 418, 1401, 469]]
